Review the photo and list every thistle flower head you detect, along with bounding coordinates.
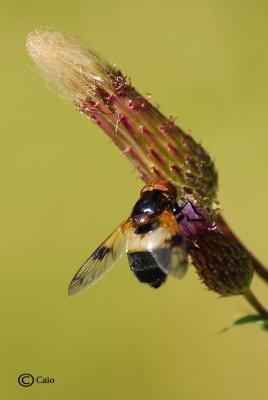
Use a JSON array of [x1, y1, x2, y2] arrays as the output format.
[[27, 28, 218, 212]]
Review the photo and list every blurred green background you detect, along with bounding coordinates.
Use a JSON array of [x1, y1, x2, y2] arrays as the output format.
[[1, 0, 268, 398]]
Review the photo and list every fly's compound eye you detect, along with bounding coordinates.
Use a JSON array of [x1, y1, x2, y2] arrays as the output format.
[[140, 180, 177, 197]]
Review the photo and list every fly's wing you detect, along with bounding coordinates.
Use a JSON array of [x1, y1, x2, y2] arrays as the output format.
[[152, 209, 188, 278], [68, 219, 132, 296], [127, 209, 188, 279]]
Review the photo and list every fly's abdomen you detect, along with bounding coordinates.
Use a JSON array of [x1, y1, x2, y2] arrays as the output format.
[[126, 221, 168, 288], [127, 251, 167, 288]]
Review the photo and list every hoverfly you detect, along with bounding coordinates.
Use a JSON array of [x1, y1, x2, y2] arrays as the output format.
[[68, 180, 204, 296]]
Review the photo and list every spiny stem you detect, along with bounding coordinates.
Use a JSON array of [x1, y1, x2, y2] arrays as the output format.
[[250, 257, 268, 283], [244, 289, 268, 319]]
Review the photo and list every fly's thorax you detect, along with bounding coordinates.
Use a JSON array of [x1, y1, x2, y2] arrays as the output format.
[[132, 213, 151, 227], [131, 190, 175, 218]]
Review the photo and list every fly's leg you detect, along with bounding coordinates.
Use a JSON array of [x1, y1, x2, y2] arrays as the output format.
[[187, 244, 201, 251], [178, 200, 205, 223]]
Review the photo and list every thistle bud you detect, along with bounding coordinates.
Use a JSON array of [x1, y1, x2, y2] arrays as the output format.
[[26, 28, 218, 211], [190, 230, 253, 296]]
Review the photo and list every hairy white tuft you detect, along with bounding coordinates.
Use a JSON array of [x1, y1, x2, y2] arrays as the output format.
[[26, 28, 115, 106]]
